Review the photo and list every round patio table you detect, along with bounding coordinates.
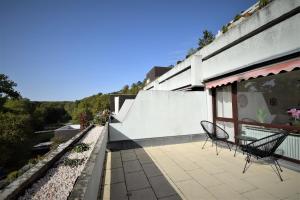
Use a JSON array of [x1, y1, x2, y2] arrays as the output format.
[[234, 135, 257, 157]]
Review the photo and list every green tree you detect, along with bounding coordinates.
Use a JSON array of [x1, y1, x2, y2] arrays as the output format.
[[198, 30, 215, 49], [0, 112, 33, 166], [121, 85, 129, 94], [4, 99, 33, 114], [0, 74, 21, 110]]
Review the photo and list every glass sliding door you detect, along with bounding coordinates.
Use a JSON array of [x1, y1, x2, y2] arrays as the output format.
[[215, 85, 235, 142]]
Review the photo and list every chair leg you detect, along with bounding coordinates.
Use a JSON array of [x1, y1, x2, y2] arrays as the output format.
[[274, 159, 283, 172], [215, 141, 218, 156], [202, 137, 209, 149], [226, 141, 231, 151], [234, 139, 239, 157], [234, 144, 238, 157], [243, 154, 251, 173], [273, 159, 283, 181]]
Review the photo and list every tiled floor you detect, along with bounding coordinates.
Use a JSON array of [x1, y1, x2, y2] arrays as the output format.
[[100, 141, 300, 200]]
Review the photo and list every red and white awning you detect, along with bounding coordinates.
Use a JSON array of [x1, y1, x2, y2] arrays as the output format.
[[205, 58, 300, 89]]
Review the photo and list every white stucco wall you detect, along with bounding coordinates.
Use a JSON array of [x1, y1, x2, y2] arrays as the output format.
[[109, 90, 209, 141], [144, 57, 192, 90], [114, 99, 134, 122], [157, 68, 191, 90], [202, 13, 300, 80], [143, 0, 300, 90]]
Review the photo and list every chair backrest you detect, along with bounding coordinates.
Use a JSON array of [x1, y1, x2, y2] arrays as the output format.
[[200, 120, 229, 140], [250, 131, 289, 157]]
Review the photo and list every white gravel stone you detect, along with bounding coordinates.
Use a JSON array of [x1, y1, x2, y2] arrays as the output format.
[[19, 126, 103, 200]]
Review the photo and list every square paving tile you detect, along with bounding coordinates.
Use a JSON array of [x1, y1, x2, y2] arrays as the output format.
[[106, 157, 123, 169], [149, 175, 177, 198], [176, 179, 215, 200], [129, 188, 157, 200], [214, 172, 257, 193], [137, 153, 154, 164], [241, 188, 279, 200], [104, 168, 124, 185], [187, 168, 223, 188], [142, 163, 162, 178], [206, 183, 248, 200], [125, 171, 150, 191], [123, 160, 142, 174], [159, 194, 182, 200], [122, 152, 137, 162], [102, 182, 128, 200]]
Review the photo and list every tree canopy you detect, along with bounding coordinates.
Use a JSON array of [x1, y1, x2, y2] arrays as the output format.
[[0, 74, 21, 99], [198, 30, 215, 49]]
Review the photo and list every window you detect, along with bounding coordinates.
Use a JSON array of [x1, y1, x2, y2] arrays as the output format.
[[216, 85, 232, 118], [237, 70, 300, 127]]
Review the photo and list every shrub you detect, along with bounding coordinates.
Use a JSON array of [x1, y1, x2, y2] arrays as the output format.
[[73, 143, 90, 153], [50, 136, 65, 150], [63, 158, 85, 168], [6, 171, 20, 183], [233, 14, 241, 22], [259, 0, 269, 8], [222, 25, 229, 34], [28, 155, 43, 165]]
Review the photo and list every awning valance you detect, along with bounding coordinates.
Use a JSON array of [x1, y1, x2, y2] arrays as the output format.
[[205, 58, 300, 89]]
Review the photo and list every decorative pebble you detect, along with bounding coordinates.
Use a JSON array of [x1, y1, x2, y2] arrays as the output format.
[[18, 126, 102, 200]]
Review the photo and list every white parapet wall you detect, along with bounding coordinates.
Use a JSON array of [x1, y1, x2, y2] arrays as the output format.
[[109, 90, 209, 141], [113, 99, 134, 122], [144, 0, 300, 91]]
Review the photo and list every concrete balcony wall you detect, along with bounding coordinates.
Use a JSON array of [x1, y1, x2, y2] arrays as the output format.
[[144, 56, 192, 90], [113, 99, 134, 122], [144, 0, 300, 90], [202, 12, 300, 79], [109, 90, 208, 141], [157, 68, 191, 90]]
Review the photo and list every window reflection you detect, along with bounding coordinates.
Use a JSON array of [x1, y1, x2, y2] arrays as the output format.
[[216, 85, 232, 118], [237, 70, 300, 127]]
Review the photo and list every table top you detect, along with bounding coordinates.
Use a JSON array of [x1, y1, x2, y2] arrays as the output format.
[[235, 135, 257, 141]]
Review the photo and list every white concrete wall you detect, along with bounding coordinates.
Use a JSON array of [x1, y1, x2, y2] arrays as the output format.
[[144, 0, 300, 90], [201, 0, 300, 80], [144, 57, 192, 90], [109, 90, 209, 141], [157, 68, 191, 90], [202, 14, 300, 79], [114, 99, 134, 122]]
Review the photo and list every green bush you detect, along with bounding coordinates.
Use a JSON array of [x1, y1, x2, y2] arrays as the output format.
[[50, 136, 65, 150], [6, 171, 20, 183], [73, 143, 90, 153], [28, 155, 43, 165], [234, 14, 241, 22], [259, 0, 269, 8], [63, 158, 85, 168], [222, 25, 229, 34]]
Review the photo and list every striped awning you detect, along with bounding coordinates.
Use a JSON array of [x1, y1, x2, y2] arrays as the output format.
[[205, 58, 300, 89]]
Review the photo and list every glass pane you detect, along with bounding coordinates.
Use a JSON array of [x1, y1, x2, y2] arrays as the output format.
[[237, 70, 300, 127], [216, 85, 232, 118], [217, 121, 235, 142]]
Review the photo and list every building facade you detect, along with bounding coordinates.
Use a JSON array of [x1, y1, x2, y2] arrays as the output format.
[[110, 0, 300, 162]]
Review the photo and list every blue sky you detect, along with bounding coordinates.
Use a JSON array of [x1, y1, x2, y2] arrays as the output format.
[[0, 0, 257, 101]]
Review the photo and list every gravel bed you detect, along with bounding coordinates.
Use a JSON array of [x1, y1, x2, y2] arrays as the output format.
[[19, 126, 103, 200]]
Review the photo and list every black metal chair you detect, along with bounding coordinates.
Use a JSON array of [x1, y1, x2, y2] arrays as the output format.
[[241, 131, 289, 181], [200, 120, 232, 155]]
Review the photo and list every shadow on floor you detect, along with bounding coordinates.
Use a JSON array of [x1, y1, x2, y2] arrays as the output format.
[[100, 144, 182, 200]]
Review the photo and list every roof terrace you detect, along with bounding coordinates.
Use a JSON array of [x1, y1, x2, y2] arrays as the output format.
[[101, 141, 300, 200]]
